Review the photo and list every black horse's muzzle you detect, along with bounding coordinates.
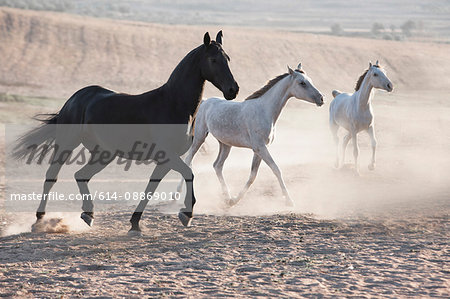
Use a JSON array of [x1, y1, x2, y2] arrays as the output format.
[[224, 81, 239, 100]]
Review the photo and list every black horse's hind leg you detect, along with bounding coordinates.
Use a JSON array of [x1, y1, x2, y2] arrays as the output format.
[[36, 161, 65, 220], [75, 153, 115, 226], [129, 164, 171, 234], [35, 146, 74, 222]]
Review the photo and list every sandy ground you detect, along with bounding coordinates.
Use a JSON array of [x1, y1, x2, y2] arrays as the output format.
[[0, 7, 449, 298], [0, 210, 448, 298]]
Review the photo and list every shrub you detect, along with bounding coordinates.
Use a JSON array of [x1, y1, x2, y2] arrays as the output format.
[[331, 23, 343, 36]]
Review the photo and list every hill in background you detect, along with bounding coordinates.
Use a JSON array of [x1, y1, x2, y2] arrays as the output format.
[[0, 7, 449, 102], [1, 0, 450, 42]]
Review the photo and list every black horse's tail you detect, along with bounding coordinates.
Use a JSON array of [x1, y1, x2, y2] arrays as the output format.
[[12, 113, 59, 161]]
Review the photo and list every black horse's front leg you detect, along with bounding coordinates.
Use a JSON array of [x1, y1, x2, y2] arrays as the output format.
[[130, 211, 143, 232], [36, 211, 46, 220], [178, 176, 195, 227], [128, 164, 170, 235], [168, 156, 196, 227]]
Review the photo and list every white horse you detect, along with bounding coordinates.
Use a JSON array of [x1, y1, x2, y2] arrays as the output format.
[[179, 64, 324, 207], [329, 61, 393, 172]]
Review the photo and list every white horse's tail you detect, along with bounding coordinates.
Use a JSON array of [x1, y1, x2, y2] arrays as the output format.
[[187, 99, 205, 137], [332, 90, 342, 98]]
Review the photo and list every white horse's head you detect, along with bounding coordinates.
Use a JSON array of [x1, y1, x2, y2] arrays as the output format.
[[367, 61, 393, 92], [287, 63, 324, 106]]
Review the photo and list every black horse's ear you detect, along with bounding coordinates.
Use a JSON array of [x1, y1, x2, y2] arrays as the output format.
[[216, 30, 223, 45], [203, 32, 211, 46]]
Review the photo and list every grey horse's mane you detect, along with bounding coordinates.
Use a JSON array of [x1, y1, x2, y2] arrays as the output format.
[[355, 65, 380, 91], [245, 69, 304, 101]]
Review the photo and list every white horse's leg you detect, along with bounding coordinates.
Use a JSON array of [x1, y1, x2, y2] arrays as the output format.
[[254, 145, 294, 207], [351, 132, 360, 174], [176, 124, 208, 195], [341, 133, 352, 168], [367, 126, 377, 170], [232, 153, 262, 206], [330, 122, 340, 168], [213, 142, 232, 200]]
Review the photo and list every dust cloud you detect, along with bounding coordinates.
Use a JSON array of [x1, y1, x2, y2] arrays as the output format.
[[188, 90, 450, 220], [2, 212, 90, 236]]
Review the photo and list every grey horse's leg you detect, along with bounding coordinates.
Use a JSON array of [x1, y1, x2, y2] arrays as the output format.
[[176, 126, 208, 194], [330, 121, 340, 168], [341, 133, 352, 168], [231, 153, 262, 206], [351, 132, 360, 174], [254, 145, 294, 207], [213, 142, 232, 200], [367, 126, 377, 170]]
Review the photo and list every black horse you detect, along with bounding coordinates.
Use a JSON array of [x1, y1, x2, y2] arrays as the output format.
[[13, 31, 239, 234]]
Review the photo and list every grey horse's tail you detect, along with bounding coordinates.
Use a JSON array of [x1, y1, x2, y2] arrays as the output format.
[[187, 99, 204, 137], [332, 90, 342, 98], [12, 113, 59, 161], [187, 115, 196, 137]]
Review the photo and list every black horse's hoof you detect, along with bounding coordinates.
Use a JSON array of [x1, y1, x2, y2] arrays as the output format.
[[127, 229, 142, 237], [178, 212, 192, 227], [36, 211, 45, 220], [81, 212, 94, 227]]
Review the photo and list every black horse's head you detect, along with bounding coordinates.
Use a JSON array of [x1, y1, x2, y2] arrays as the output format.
[[200, 31, 239, 100]]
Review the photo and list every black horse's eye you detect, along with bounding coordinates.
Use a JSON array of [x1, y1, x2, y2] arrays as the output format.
[[373, 73, 378, 77], [211, 58, 217, 63], [300, 81, 306, 86]]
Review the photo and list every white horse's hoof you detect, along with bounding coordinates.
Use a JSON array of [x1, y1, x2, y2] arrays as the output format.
[[285, 199, 295, 207], [225, 197, 239, 207], [368, 164, 375, 171]]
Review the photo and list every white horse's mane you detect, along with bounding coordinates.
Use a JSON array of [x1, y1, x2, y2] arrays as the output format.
[[245, 70, 305, 101], [245, 73, 289, 101], [355, 65, 380, 91]]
